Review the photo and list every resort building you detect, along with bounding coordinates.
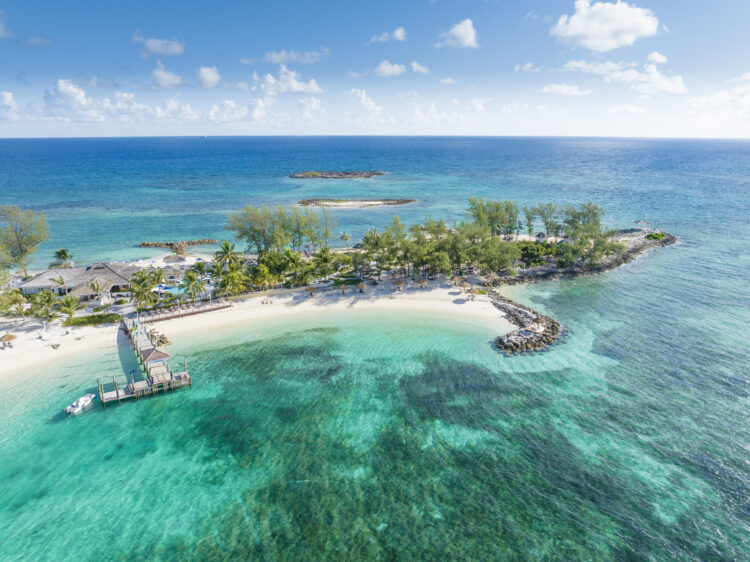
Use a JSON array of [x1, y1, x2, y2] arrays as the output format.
[[19, 262, 140, 300]]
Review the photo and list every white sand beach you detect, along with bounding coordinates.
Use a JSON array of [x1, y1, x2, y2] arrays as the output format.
[[0, 282, 513, 378]]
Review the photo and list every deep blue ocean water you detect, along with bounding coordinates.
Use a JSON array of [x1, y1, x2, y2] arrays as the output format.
[[0, 137, 749, 559]]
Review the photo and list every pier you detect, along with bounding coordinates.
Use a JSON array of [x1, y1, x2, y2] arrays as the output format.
[[97, 320, 192, 407], [136, 300, 231, 323]]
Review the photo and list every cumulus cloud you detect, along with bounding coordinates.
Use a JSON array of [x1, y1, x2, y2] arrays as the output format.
[[259, 65, 323, 96], [413, 102, 449, 124], [239, 57, 255, 65], [0, 91, 18, 120], [551, 0, 659, 52], [197, 66, 221, 88], [514, 62, 540, 72], [375, 60, 406, 77], [541, 83, 591, 96], [440, 78, 457, 85], [563, 59, 686, 94], [151, 61, 183, 89], [729, 72, 750, 83], [298, 96, 323, 120], [133, 33, 185, 57], [435, 19, 478, 49], [346, 88, 382, 117], [368, 26, 406, 44], [689, 84, 750, 123], [609, 104, 644, 113], [469, 98, 492, 112], [411, 61, 430, 74], [647, 51, 667, 64], [263, 47, 329, 64], [208, 100, 249, 122], [41, 79, 196, 122]]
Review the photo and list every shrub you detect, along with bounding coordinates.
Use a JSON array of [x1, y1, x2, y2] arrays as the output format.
[[64, 313, 122, 327], [646, 232, 667, 240], [114, 298, 127, 305]]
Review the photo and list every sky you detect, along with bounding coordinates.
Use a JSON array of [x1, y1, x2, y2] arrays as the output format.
[[1, 0, 749, 138]]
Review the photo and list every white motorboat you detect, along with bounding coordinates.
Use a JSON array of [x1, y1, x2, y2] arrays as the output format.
[[64, 393, 95, 415]]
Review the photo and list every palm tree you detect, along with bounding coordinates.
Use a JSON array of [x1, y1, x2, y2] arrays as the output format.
[[252, 264, 277, 291], [191, 260, 208, 279], [149, 269, 165, 298], [55, 295, 81, 322], [340, 232, 351, 248], [313, 247, 335, 280], [4, 289, 26, 316], [89, 279, 108, 307], [54, 248, 74, 267], [214, 241, 239, 271], [49, 274, 68, 295], [218, 267, 249, 297], [130, 270, 157, 310], [179, 271, 207, 304], [32, 290, 57, 330], [283, 248, 302, 278]]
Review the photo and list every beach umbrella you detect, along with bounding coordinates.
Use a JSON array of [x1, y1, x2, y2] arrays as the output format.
[[393, 279, 404, 291], [460, 282, 471, 291], [450, 275, 461, 286], [0, 333, 17, 342], [356, 282, 366, 293], [416, 279, 428, 289], [306, 285, 318, 297]]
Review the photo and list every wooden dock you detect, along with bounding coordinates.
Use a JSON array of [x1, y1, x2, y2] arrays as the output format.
[[97, 320, 192, 407], [136, 300, 231, 323]]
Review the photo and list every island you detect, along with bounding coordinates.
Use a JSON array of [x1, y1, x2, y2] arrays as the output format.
[[297, 198, 417, 208], [290, 171, 385, 179]]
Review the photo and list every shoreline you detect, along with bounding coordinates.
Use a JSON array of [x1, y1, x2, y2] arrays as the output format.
[[0, 283, 514, 378]]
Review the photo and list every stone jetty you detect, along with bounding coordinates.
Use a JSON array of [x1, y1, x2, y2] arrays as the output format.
[[290, 171, 385, 179], [138, 239, 218, 255], [490, 293, 562, 354]]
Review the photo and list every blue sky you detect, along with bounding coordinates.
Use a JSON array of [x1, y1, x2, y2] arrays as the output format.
[[1, 0, 749, 137]]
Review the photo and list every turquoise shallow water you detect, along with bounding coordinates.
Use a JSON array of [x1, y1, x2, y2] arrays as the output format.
[[1, 137, 749, 559]]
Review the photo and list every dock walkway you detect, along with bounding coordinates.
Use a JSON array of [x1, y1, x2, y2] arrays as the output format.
[[97, 320, 192, 406]]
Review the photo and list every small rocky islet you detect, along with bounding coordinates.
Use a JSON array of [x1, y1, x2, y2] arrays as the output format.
[[297, 198, 417, 207], [290, 170, 385, 179]]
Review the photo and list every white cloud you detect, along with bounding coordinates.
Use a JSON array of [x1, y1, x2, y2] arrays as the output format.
[[197, 66, 221, 88], [375, 60, 406, 77], [24, 35, 51, 46], [551, 0, 659, 52], [514, 62, 540, 72], [151, 61, 183, 89], [239, 57, 255, 65], [0, 11, 12, 38], [208, 100, 249, 122], [348, 70, 367, 78], [132, 34, 185, 57], [42, 79, 197, 123], [369, 26, 407, 44], [689, 84, 750, 123], [541, 83, 591, 96], [647, 51, 667, 64], [564, 59, 686, 94], [435, 19, 479, 49], [346, 88, 382, 117], [413, 103, 449, 124], [469, 98, 492, 112], [411, 61, 430, 74], [260, 65, 323, 95], [440, 78, 457, 85], [298, 97, 323, 121], [0, 91, 18, 120], [729, 72, 750, 83], [609, 104, 644, 113], [263, 47, 329, 64]]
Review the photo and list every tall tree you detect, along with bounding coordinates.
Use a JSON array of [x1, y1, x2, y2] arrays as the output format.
[[0, 205, 49, 276], [55, 295, 82, 322]]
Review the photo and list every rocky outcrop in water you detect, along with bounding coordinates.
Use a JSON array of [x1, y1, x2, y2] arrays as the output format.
[[138, 239, 218, 255], [290, 171, 385, 179], [489, 293, 563, 354], [297, 198, 416, 207]]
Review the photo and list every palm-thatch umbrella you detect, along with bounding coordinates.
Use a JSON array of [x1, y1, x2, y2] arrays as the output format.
[[450, 275, 462, 286], [356, 282, 366, 293], [306, 285, 318, 297], [339, 284, 347, 295], [459, 282, 471, 292], [416, 279, 428, 289], [393, 279, 404, 292], [0, 333, 18, 342], [467, 287, 479, 301]]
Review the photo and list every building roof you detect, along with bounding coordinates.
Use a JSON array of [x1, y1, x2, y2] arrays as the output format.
[[20, 262, 139, 292], [140, 347, 171, 363]]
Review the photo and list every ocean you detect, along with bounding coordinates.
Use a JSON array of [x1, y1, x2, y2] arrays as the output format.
[[0, 137, 749, 559]]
